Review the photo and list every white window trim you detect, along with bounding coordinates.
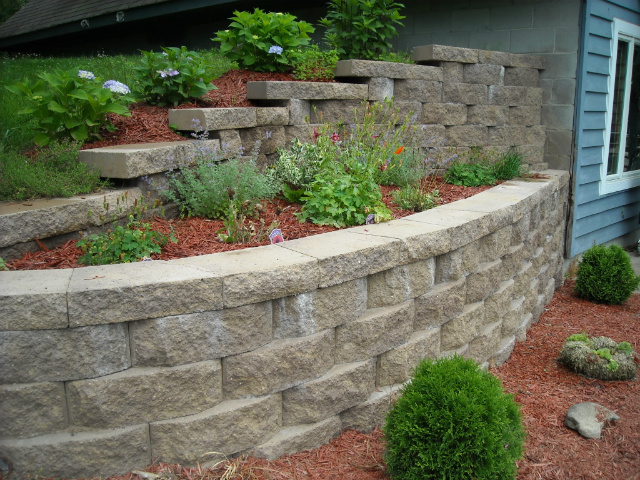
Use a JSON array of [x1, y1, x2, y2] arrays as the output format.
[[600, 18, 640, 195]]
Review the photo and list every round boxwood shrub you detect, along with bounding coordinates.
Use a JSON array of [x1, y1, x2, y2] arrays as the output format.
[[574, 244, 640, 304], [383, 355, 525, 480]]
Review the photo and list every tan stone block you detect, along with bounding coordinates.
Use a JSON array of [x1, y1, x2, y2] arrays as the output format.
[[377, 328, 440, 386], [223, 330, 334, 398], [502, 296, 525, 337], [441, 302, 484, 350], [446, 125, 489, 146], [413, 45, 479, 64], [463, 64, 504, 85], [309, 99, 364, 123], [335, 301, 414, 363], [394, 79, 442, 102], [443, 83, 488, 105], [340, 385, 403, 432], [504, 67, 540, 87], [421, 103, 467, 125], [488, 86, 543, 106], [256, 107, 289, 126], [367, 259, 435, 308], [468, 321, 502, 364], [282, 360, 375, 425], [467, 105, 508, 126], [0, 382, 67, 438], [239, 126, 285, 155], [509, 106, 541, 125], [415, 278, 466, 329], [480, 226, 513, 262], [441, 62, 464, 83], [484, 279, 515, 324], [466, 259, 502, 304], [501, 243, 526, 282]]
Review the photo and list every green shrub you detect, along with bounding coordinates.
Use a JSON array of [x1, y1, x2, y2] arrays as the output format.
[[320, 0, 405, 60], [384, 355, 525, 480], [133, 47, 218, 107], [391, 184, 438, 212], [291, 45, 339, 81], [444, 161, 497, 187], [574, 244, 640, 304], [493, 147, 526, 180], [6, 68, 131, 145], [213, 9, 314, 72]]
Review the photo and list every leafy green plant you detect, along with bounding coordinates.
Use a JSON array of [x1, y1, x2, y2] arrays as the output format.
[[444, 161, 497, 187], [376, 51, 414, 64], [0, 257, 8, 271], [77, 215, 176, 265], [6, 68, 131, 145], [493, 147, 526, 181], [391, 184, 438, 212], [320, 0, 405, 60], [291, 45, 339, 81], [384, 355, 525, 480], [213, 9, 314, 72], [574, 244, 640, 304], [0, 140, 110, 201], [133, 47, 218, 107], [166, 151, 279, 220], [217, 201, 279, 244]]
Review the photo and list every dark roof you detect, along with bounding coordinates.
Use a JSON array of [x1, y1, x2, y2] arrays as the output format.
[[0, 0, 171, 39]]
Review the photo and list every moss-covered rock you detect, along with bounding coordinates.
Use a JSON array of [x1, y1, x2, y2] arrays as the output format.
[[560, 334, 637, 381]]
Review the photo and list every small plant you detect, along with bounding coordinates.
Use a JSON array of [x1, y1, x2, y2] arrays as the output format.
[[560, 334, 637, 380], [291, 45, 339, 81], [0, 257, 8, 271], [391, 184, 438, 212], [77, 215, 176, 265], [384, 355, 525, 480], [217, 201, 279, 244], [6, 68, 131, 145], [574, 244, 640, 304], [213, 9, 314, 72], [492, 147, 526, 181], [320, 0, 406, 60], [444, 161, 497, 187], [133, 47, 218, 107]]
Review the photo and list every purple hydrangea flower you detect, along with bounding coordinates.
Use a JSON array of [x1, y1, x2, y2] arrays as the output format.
[[78, 70, 95, 80], [158, 69, 179, 78], [102, 80, 130, 94], [268, 45, 283, 55]]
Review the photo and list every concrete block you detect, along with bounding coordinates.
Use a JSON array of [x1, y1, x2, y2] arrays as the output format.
[[502, 296, 525, 337], [511, 27, 555, 54], [479, 226, 513, 262], [238, 126, 285, 155], [393, 79, 442, 102], [468, 321, 502, 364], [0, 425, 150, 479], [377, 328, 440, 386], [251, 416, 341, 460], [130, 303, 272, 367], [273, 278, 367, 338], [367, 258, 435, 308], [508, 53, 547, 70], [466, 259, 502, 303], [247, 81, 368, 100], [489, 86, 543, 106], [483, 279, 515, 324], [287, 99, 311, 125], [217, 129, 243, 157], [284, 124, 315, 144], [542, 104, 575, 130], [463, 64, 504, 85], [223, 330, 334, 398], [446, 125, 489, 146], [0, 269, 71, 331], [509, 106, 541, 126], [467, 105, 508, 126], [309, 99, 364, 124], [443, 83, 488, 105], [150, 395, 281, 465], [415, 278, 466, 329], [516, 313, 534, 342], [421, 103, 467, 125], [441, 62, 464, 83], [501, 243, 527, 282], [367, 77, 394, 101], [169, 108, 257, 131], [282, 360, 375, 425], [413, 45, 479, 64], [341, 385, 402, 432], [488, 126, 530, 145], [335, 301, 414, 363], [492, 336, 516, 367], [477, 49, 512, 65], [504, 67, 540, 87], [67, 361, 222, 428], [0, 324, 129, 384], [256, 107, 289, 126], [435, 240, 481, 282], [441, 302, 485, 350], [335, 59, 442, 80], [0, 382, 67, 438]]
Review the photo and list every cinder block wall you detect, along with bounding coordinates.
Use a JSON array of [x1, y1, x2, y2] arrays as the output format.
[[0, 170, 569, 478]]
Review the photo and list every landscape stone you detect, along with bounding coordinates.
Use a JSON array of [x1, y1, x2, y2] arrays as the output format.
[[565, 402, 619, 439], [0, 382, 67, 437]]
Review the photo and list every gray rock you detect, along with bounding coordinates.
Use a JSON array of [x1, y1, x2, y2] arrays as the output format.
[[565, 402, 619, 439]]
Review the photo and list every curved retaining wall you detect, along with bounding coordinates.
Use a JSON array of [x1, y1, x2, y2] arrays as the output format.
[[0, 171, 569, 478]]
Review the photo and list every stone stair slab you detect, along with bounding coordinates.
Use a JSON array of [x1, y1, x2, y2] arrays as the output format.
[[247, 81, 368, 101]]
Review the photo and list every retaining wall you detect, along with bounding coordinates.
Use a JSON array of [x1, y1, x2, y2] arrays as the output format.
[[0, 170, 569, 478]]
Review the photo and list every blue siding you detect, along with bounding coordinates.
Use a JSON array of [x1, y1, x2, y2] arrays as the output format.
[[570, 0, 640, 257]]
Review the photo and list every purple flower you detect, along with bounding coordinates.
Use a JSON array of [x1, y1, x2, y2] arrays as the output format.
[[102, 80, 130, 94], [78, 70, 95, 80], [268, 45, 283, 55], [269, 229, 284, 244], [366, 214, 376, 225], [157, 69, 179, 78]]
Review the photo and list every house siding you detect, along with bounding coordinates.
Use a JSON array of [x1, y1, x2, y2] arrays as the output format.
[[570, 0, 640, 256]]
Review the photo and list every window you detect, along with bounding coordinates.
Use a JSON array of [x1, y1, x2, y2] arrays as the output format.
[[601, 18, 640, 195]]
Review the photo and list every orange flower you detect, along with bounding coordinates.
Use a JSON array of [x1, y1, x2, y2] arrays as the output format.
[[394, 146, 404, 155]]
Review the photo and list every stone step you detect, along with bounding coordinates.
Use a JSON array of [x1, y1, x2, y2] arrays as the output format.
[[334, 59, 442, 80], [78, 139, 219, 179], [168, 106, 288, 133], [246, 81, 368, 101]]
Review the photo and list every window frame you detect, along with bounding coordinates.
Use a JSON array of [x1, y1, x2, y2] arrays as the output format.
[[600, 18, 640, 195]]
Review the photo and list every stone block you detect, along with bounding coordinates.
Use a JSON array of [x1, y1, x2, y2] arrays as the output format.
[[367, 258, 435, 308], [130, 302, 272, 367], [251, 416, 342, 460], [309, 99, 364, 124], [421, 103, 467, 125], [502, 296, 525, 337], [466, 259, 502, 303], [367, 77, 394, 101], [492, 336, 516, 367], [217, 129, 243, 157], [443, 83, 488, 105], [284, 124, 315, 144], [480, 226, 513, 262], [239, 126, 285, 155], [413, 45, 479, 64], [509, 106, 541, 126], [441, 62, 464, 83], [247, 81, 368, 100], [335, 59, 442, 80], [477, 49, 512, 66], [446, 125, 489, 146], [282, 360, 375, 425], [223, 330, 334, 398], [463, 64, 504, 85], [0, 425, 150, 479], [0, 269, 70, 331], [511, 213, 531, 245], [483, 279, 515, 324], [281, 229, 408, 289], [513, 261, 534, 297], [415, 278, 466, 329], [256, 107, 289, 126], [287, 99, 311, 125], [435, 240, 480, 282], [377, 328, 440, 386], [509, 53, 546, 70], [467, 105, 508, 126], [488, 126, 529, 145], [468, 321, 502, 364], [67, 361, 222, 428], [340, 385, 403, 432], [516, 313, 534, 342], [393, 79, 442, 102], [489, 86, 543, 106], [274, 278, 367, 338], [441, 302, 485, 350], [504, 67, 540, 87], [150, 395, 280, 465], [0, 324, 129, 384], [0, 382, 67, 438], [169, 108, 257, 131], [500, 243, 526, 282], [335, 301, 414, 363]]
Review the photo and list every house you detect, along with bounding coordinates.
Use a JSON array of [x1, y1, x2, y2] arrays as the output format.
[[1, 0, 638, 258]]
